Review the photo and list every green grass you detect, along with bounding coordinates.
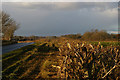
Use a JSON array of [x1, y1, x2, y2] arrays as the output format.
[[89, 41, 120, 47]]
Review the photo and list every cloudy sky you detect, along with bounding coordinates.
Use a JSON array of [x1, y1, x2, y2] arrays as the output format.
[[2, 2, 118, 36]]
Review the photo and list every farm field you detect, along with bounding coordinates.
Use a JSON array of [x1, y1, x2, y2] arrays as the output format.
[[2, 38, 120, 80]]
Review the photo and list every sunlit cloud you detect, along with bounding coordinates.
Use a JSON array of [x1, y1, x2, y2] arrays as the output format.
[[108, 31, 120, 34]]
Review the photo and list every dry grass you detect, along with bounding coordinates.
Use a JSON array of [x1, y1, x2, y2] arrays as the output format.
[[2, 38, 120, 79]]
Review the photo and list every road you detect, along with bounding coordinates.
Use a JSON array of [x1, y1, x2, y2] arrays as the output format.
[[2, 42, 34, 54]]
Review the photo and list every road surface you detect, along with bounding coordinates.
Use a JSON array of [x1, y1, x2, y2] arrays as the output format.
[[2, 42, 34, 54]]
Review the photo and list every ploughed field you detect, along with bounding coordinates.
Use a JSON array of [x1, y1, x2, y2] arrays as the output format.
[[2, 38, 120, 80]]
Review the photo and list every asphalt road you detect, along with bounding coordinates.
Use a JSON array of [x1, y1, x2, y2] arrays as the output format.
[[2, 42, 34, 54]]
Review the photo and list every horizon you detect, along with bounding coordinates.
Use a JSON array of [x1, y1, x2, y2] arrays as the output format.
[[13, 31, 119, 37]]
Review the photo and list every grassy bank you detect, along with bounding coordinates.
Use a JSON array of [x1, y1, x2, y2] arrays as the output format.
[[2, 42, 59, 79], [2, 40, 17, 46]]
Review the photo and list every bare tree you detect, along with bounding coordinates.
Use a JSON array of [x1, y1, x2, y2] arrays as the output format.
[[2, 11, 19, 40]]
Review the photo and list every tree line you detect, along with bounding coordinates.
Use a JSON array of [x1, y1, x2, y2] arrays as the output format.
[[62, 29, 119, 41]]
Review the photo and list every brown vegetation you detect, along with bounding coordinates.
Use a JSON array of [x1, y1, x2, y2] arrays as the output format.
[[2, 38, 120, 79], [62, 29, 118, 41]]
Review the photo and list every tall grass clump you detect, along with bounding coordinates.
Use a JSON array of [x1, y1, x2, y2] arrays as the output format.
[[56, 41, 120, 79]]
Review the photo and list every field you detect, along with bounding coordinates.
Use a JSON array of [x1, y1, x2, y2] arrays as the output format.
[[2, 38, 120, 80]]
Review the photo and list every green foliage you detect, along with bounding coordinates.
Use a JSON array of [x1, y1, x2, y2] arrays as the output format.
[[89, 41, 120, 47]]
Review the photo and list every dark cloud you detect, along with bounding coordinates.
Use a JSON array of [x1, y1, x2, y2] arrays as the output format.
[[2, 2, 118, 36]]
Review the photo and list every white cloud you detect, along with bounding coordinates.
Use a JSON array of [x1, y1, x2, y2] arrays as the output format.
[[20, 3, 32, 6], [108, 31, 120, 34]]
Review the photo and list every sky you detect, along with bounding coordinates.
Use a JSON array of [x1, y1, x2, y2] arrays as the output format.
[[2, 0, 119, 2], [2, 2, 119, 36]]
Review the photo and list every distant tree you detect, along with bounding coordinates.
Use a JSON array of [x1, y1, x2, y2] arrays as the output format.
[[82, 31, 93, 40], [2, 11, 19, 40], [82, 29, 111, 41], [62, 34, 81, 39], [110, 34, 119, 41]]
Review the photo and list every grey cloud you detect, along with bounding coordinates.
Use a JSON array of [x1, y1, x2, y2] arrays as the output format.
[[2, 2, 118, 36], [3, 2, 117, 11]]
